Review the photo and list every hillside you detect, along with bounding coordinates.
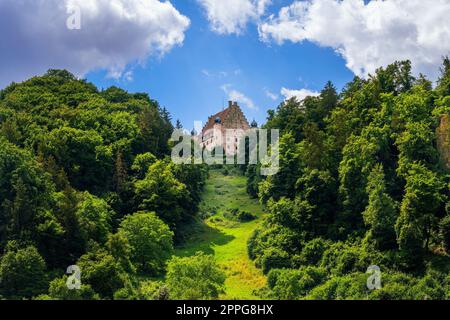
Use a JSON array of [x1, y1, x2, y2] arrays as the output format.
[[175, 170, 267, 299]]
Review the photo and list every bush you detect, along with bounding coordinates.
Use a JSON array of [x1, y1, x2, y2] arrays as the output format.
[[368, 272, 416, 300], [297, 238, 330, 266], [409, 271, 446, 300], [166, 252, 226, 300], [46, 276, 99, 300], [247, 229, 260, 260], [138, 281, 169, 300], [268, 266, 328, 299], [320, 242, 363, 276], [113, 280, 169, 300], [224, 208, 257, 222], [76, 244, 128, 298], [307, 273, 368, 300], [0, 246, 47, 299], [247, 224, 301, 269], [261, 248, 291, 274]]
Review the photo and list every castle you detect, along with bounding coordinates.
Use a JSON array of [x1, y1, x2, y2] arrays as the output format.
[[199, 101, 251, 156]]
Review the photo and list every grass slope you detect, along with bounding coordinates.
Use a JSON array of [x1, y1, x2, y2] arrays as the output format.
[[175, 169, 267, 299]]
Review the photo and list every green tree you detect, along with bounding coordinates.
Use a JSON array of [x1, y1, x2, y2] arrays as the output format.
[[437, 56, 450, 97], [39, 127, 112, 192], [396, 163, 445, 269], [76, 192, 114, 244], [131, 152, 156, 179], [258, 132, 301, 203], [107, 232, 136, 274], [76, 243, 127, 298], [363, 164, 397, 250], [118, 212, 173, 274], [0, 139, 57, 251], [0, 246, 47, 299], [134, 160, 190, 230], [166, 252, 225, 300]]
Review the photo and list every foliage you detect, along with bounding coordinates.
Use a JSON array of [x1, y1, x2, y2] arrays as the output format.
[[76, 243, 128, 298], [118, 212, 174, 275], [0, 245, 47, 299], [44, 276, 99, 300], [267, 267, 328, 299], [166, 252, 226, 300], [248, 59, 450, 299]]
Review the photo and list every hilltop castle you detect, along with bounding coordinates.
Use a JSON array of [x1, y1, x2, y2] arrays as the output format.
[[199, 101, 251, 155]]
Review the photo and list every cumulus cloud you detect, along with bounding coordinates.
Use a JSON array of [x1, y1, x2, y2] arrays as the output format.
[[0, 0, 190, 87], [259, 0, 450, 80], [281, 87, 319, 101], [197, 0, 271, 34], [222, 84, 257, 110]]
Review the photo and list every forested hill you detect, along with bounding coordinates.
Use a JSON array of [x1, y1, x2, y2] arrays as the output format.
[[1, 60, 450, 301], [0, 70, 209, 299], [244, 60, 450, 299]]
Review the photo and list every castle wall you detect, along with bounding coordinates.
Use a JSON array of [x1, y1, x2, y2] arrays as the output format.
[[199, 102, 250, 156]]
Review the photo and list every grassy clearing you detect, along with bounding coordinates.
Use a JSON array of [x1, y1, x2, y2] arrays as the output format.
[[175, 169, 267, 300]]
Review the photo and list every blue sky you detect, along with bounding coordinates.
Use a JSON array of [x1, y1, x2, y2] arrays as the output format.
[[87, 0, 354, 129], [1, 0, 449, 129]]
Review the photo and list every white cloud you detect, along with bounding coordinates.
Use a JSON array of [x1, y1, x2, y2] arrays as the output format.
[[222, 84, 257, 110], [123, 71, 134, 82], [0, 0, 190, 87], [202, 69, 242, 78], [197, 0, 271, 34], [265, 89, 279, 100], [202, 69, 212, 77], [259, 0, 450, 80], [281, 87, 319, 101]]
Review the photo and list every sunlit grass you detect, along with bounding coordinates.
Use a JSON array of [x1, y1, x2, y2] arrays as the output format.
[[174, 169, 267, 300]]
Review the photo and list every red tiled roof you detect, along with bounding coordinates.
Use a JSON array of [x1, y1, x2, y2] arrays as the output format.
[[201, 102, 251, 135], [202, 106, 233, 132]]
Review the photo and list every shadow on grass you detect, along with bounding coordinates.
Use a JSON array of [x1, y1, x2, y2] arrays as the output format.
[[175, 218, 235, 257]]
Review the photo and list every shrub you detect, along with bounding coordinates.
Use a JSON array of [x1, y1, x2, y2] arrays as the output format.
[[261, 248, 291, 274], [0, 246, 47, 299], [298, 238, 330, 266], [224, 208, 257, 222], [268, 266, 328, 299], [46, 276, 99, 300], [76, 244, 128, 298], [307, 273, 368, 300], [114, 280, 169, 300], [166, 252, 226, 300]]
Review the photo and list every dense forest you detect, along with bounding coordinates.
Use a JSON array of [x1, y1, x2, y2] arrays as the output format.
[[0, 57, 449, 300], [0, 70, 210, 300], [244, 59, 450, 299]]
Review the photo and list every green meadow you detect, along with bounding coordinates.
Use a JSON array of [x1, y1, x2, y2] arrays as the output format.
[[175, 169, 267, 300]]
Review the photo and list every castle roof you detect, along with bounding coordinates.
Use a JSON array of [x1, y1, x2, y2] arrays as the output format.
[[202, 101, 250, 133]]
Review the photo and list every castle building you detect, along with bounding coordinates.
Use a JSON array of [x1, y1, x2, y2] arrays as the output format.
[[199, 101, 251, 155]]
